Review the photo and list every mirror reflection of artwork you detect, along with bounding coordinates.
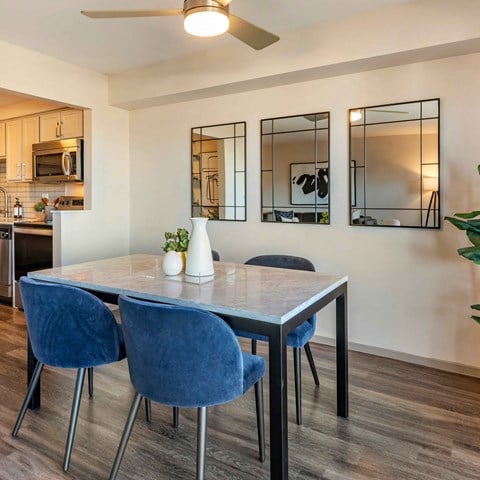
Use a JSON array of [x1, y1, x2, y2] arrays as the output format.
[[290, 163, 328, 205], [191, 122, 246, 221], [349, 99, 440, 229], [261, 112, 330, 224]]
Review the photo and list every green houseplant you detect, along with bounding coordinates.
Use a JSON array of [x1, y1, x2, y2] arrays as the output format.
[[161, 228, 190, 275], [163, 228, 189, 253], [445, 164, 480, 324], [33, 201, 45, 213]]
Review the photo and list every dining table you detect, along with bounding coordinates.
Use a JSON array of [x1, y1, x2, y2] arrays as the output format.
[[26, 253, 349, 480]]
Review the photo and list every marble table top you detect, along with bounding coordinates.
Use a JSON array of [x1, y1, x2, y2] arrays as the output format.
[[29, 254, 348, 325]]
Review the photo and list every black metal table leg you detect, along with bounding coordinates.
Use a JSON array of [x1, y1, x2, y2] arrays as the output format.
[[336, 289, 349, 418], [27, 336, 41, 409], [268, 326, 288, 480]]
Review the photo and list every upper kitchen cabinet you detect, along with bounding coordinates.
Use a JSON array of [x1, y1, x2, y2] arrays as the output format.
[[0, 122, 5, 158], [6, 115, 39, 182], [39, 108, 83, 142]]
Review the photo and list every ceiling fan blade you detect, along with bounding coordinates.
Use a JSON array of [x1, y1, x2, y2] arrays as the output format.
[[81, 9, 182, 19], [228, 14, 279, 50]]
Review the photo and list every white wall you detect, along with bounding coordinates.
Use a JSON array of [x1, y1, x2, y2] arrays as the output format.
[[129, 52, 480, 370], [0, 40, 130, 265]]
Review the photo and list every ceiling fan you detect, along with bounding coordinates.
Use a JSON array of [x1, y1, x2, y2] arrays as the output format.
[[81, 0, 280, 50]]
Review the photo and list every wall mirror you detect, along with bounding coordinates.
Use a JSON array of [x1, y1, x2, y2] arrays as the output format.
[[191, 121, 246, 221], [349, 99, 440, 228], [261, 112, 330, 224]]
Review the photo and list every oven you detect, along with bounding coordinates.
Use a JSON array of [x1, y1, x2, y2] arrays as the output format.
[[14, 223, 53, 308]]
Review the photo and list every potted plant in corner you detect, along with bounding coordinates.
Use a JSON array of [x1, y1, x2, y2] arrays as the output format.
[[445, 164, 480, 324], [162, 228, 189, 275]]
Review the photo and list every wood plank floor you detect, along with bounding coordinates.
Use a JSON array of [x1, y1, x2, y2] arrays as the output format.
[[0, 304, 480, 480]]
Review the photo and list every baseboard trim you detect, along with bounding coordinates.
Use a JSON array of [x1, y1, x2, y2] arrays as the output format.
[[312, 335, 480, 379]]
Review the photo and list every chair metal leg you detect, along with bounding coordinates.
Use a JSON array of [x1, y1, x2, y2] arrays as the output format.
[[251, 339, 257, 355], [196, 407, 207, 480], [173, 407, 179, 428], [304, 343, 320, 386], [293, 347, 302, 425], [12, 362, 45, 437], [145, 398, 151, 423], [254, 378, 265, 463], [63, 368, 86, 471], [88, 368, 94, 397], [109, 393, 143, 480]]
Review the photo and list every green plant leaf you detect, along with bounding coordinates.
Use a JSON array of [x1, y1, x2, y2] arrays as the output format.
[[445, 216, 469, 231], [471, 304, 480, 311], [468, 219, 480, 228], [478, 164, 480, 176], [454, 211, 480, 219], [458, 246, 480, 264], [467, 229, 480, 246], [472, 315, 480, 325], [445, 216, 480, 234]]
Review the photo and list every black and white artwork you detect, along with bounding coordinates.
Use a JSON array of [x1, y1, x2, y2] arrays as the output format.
[[290, 162, 329, 205]]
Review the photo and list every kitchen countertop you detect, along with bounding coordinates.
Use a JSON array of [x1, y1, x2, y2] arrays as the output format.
[[0, 217, 52, 227]]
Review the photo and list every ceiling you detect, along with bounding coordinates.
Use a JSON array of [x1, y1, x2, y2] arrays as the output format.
[[0, 0, 414, 75], [0, 90, 31, 107]]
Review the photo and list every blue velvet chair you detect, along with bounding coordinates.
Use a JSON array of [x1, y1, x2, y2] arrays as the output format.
[[12, 277, 127, 472], [109, 296, 266, 480], [235, 254, 320, 425], [159, 249, 220, 428]]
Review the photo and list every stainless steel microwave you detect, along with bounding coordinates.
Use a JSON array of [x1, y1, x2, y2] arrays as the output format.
[[32, 138, 83, 182]]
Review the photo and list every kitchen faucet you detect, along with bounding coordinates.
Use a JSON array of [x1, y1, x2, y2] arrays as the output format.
[[0, 187, 9, 217]]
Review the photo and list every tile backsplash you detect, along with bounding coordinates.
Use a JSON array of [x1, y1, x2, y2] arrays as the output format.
[[0, 160, 66, 220]]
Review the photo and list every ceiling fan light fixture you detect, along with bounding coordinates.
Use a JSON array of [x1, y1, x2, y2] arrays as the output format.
[[184, 7, 229, 37]]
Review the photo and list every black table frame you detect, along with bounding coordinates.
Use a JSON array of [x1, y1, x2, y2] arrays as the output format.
[[26, 281, 348, 480]]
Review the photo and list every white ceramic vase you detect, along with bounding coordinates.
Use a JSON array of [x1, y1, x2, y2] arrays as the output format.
[[185, 217, 214, 277], [162, 251, 183, 276]]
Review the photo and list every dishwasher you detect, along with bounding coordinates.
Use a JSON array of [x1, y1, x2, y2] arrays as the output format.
[[14, 223, 53, 309], [0, 224, 13, 303]]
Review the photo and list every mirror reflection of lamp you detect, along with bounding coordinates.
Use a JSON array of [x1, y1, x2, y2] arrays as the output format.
[[350, 110, 362, 122], [423, 175, 439, 227]]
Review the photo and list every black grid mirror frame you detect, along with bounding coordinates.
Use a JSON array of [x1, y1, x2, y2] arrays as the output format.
[[191, 121, 246, 222], [260, 112, 330, 225], [348, 98, 440, 229]]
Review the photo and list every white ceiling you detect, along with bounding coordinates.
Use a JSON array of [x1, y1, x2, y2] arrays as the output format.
[[0, 0, 414, 75]]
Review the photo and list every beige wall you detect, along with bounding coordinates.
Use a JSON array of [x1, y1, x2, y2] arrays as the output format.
[[129, 52, 480, 370], [0, 39, 130, 266]]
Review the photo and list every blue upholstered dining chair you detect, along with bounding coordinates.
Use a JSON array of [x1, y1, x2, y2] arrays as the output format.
[[109, 296, 266, 480], [235, 254, 320, 425], [12, 277, 127, 472]]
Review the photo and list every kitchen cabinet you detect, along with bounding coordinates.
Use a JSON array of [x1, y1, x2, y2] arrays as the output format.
[[6, 119, 21, 181], [0, 122, 5, 158], [6, 115, 39, 182], [40, 109, 83, 142]]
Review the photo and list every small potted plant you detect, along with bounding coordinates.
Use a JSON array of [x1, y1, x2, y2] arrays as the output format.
[[162, 228, 189, 275], [33, 199, 47, 220]]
